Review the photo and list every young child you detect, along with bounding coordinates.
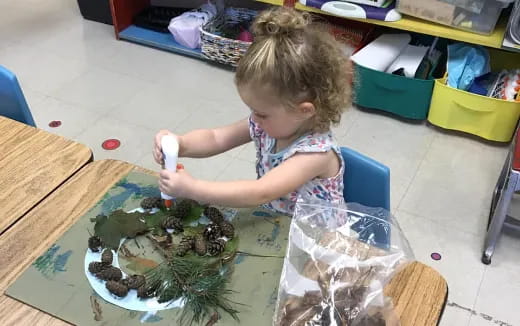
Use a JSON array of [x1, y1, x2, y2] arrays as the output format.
[[154, 7, 351, 215]]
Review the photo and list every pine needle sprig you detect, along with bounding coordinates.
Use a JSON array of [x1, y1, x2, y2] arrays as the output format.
[[143, 255, 240, 325]]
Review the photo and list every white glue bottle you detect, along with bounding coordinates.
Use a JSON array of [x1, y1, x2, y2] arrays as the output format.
[[161, 135, 179, 209]]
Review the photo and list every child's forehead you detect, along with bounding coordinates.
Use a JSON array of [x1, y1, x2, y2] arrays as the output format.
[[238, 83, 281, 106]]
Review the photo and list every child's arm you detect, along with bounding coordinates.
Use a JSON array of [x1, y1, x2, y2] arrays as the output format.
[[159, 151, 333, 207], [154, 119, 250, 163]]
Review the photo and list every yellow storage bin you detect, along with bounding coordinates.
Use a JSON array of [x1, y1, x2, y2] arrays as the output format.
[[428, 50, 520, 142], [428, 78, 520, 142]]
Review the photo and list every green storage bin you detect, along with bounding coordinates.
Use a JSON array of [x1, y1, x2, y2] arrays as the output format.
[[353, 35, 446, 120], [353, 63, 435, 120]]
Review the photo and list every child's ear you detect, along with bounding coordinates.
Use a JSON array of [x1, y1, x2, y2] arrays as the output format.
[[297, 102, 316, 118]]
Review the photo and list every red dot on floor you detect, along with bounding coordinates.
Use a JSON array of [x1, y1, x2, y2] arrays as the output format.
[[102, 139, 121, 150], [431, 252, 442, 261], [48, 120, 62, 128]]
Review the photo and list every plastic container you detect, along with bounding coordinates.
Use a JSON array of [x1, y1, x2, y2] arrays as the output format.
[[397, 0, 513, 34], [428, 49, 520, 142], [353, 36, 446, 120], [428, 78, 520, 142]]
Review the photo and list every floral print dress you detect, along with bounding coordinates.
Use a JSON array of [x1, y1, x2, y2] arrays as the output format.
[[248, 116, 345, 215]]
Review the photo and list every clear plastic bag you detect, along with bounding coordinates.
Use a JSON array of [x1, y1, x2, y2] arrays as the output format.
[[273, 200, 414, 326]]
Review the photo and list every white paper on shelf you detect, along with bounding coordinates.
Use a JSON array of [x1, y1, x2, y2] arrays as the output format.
[[351, 34, 411, 72], [386, 44, 429, 78]]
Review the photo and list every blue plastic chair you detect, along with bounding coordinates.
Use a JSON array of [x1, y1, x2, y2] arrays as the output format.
[[341, 147, 391, 248], [341, 147, 390, 210], [0, 65, 36, 126]]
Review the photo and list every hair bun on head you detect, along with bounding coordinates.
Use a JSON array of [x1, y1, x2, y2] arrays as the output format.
[[252, 7, 310, 38]]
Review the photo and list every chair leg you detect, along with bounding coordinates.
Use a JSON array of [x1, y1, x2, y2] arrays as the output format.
[[488, 154, 511, 229], [482, 172, 518, 265]]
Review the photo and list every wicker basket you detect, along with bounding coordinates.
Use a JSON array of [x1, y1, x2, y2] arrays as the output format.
[[200, 8, 257, 67]]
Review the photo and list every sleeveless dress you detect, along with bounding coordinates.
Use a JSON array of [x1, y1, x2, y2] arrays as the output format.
[[248, 116, 345, 215]]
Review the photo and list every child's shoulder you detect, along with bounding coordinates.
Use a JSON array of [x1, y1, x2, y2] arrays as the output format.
[[286, 131, 338, 158]]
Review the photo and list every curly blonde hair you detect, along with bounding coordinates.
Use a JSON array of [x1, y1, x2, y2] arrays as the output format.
[[235, 7, 352, 133]]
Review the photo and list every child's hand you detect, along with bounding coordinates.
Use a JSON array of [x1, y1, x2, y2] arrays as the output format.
[[153, 130, 176, 165], [158, 168, 194, 199]]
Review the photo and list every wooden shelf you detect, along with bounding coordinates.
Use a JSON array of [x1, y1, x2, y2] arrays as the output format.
[[256, 0, 284, 5], [294, 3, 508, 49]]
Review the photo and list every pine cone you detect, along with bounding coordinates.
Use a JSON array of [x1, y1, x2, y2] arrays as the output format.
[[101, 249, 113, 265], [219, 221, 235, 239], [96, 266, 123, 281], [88, 261, 108, 274], [121, 274, 145, 290], [207, 239, 226, 256], [88, 235, 103, 252], [204, 206, 224, 224], [140, 197, 163, 210], [162, 216, 184, 233], [203, 223, 222, 241], [137, 284, 155, 299], [106, 280, 129, 297], [174, 199, 192, 219], [175, 235, 194, 257], [194, 235, 207, 256]]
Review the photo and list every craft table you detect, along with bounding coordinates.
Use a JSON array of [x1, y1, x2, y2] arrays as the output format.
[[0, 116, 93, 234], [0, 159, 447, 325]]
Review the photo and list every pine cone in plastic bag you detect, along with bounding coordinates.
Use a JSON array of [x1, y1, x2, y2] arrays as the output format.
[[101, 249, 113, 265], [219, 221, 234, 239], [122, 274, 146, 290], [207, 239, 226, 256], [204, 206, 224, 224], [106, 280, 129, 297], [88, 235, 103, 252], [174, 199, 192, 219], [176, 235, 195, 257], [140, 197, 163, 210], [96, 266, 123, 281], [194, 235, 207, 256], [88, 261, 108, 274], [203, 223, 222, 241], [162, 216, 184, 233]]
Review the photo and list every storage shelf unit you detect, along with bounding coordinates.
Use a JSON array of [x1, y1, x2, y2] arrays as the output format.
[[294, 2, 509, 49]]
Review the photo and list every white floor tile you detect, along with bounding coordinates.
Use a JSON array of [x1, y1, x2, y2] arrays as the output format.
[[107, 82, 197, 131], [74, 116, 155, 164], [51, 67, 152, 111], [30, 97, 105, 139], [174, 99, 248, 135], [34, 20, 122, 67], [473, 262, 520, 325], [339, 110, 435, 209], [439, 304, 472, 326], [397, 210, 486, 307], [0, 43, 88, 95], [400, 131, 508, 237]]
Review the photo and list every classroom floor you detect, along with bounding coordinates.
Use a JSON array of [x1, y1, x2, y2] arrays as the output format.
[[1, 0, 519, 325]]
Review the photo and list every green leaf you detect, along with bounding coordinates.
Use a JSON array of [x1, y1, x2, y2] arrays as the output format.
[[93, 210, 148, 250], [183, 204, 204, 225], [143, 210, 168, 229]]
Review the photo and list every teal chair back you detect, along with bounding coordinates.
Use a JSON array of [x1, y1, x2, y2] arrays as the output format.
[[341, 147, 391, 248], [0, 65, 35, 126], [341, 147, 390, 210]]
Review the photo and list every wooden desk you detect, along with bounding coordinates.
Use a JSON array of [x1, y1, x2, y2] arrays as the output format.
[[0, 117, 93, 234], [0, 160, 447, 326]]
